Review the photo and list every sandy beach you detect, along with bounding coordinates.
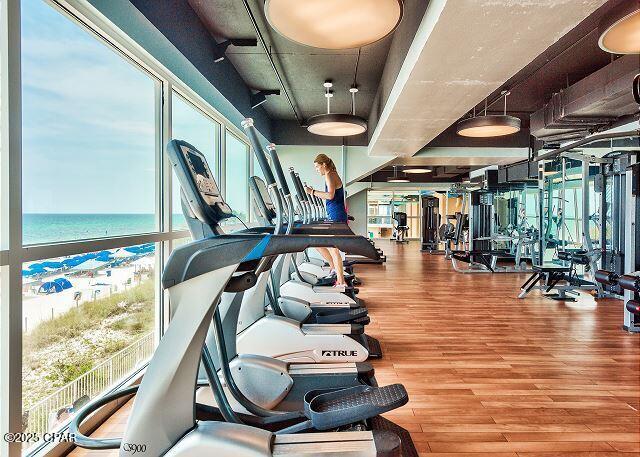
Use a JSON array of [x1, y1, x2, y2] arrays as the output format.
[[22, 256, 155, 333]]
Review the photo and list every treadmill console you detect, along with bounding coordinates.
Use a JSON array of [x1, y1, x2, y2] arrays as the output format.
[[178, 144, 232, 215]]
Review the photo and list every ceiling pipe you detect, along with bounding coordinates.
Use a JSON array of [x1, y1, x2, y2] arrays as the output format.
[[534, 129, 639, 162], [467, 26, 606, 121], [241, 0, 303, 126]]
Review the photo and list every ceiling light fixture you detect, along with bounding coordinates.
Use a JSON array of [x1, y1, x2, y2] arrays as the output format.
[[403, 168, 432, 174], [457, 91, 521, 138], [598, 3, 640, 54], [307, 81, 368, 137], [264, 0, 403, 50], [212, 38, 258, 63], [387, 166, 410, 183], [250, 89, 281, 109]]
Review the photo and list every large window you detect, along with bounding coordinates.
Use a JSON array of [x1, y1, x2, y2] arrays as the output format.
[[367, 190, 420, 239], [21, 0, 158, 245], [171, 92, 219, 231], [224, 132, 249, 223], [2, 0, 269, 453], [19, 1, 160, 452]]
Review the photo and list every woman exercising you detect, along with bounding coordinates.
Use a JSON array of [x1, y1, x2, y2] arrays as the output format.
[[304, 154, 348, 287]]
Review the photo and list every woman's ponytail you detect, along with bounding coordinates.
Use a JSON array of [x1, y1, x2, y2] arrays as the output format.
[[314, 153, 337, 172]]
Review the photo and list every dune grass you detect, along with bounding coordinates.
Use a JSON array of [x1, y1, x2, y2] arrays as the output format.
[[24, 278, 154, 353], [22, 277, 155, 403]]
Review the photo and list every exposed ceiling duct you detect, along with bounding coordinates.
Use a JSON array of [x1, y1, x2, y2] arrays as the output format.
[[530, 54, 640, 144]]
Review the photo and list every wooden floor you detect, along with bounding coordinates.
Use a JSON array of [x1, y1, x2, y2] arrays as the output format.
[[71, 240, 640, 456]]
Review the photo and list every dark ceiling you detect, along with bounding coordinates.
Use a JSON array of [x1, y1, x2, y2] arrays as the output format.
[[362, 165, 475, 184], [187, 0, 402, 123], [133, 0, 636, 152], [448, 0, 636, 133]]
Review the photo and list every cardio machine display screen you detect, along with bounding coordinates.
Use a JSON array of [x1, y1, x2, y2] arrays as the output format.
[[180, 145, 224, 206]]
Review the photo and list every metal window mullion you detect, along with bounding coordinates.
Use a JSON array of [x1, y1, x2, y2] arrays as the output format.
[[245, 141, 250, 221], [155, 78, 169, 343], [1, 1, 23, 456], [220, 126, 227, 197], [214, 120, 221, 184], [20, 231, 189, 263], [249, 142, 255, 223], [160, 81, 172, 336]]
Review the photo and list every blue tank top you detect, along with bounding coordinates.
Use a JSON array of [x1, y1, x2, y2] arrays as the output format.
[[325, 185, 348, 222]]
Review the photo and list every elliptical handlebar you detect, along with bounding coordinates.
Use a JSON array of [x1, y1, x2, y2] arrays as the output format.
[[242, 119, 276, 187], [266, 143, 291, 197], [242, 118, 285, 233], [289, 168, 307, 202]]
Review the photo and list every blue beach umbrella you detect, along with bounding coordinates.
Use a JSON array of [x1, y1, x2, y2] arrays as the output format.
[[38, 281, 63, 294], [39, 261, 64, 269], [70, 258, 107, 272], [95, 251, 113, 262], [23, 269, 41, 277], [53, 277, 73, 290]]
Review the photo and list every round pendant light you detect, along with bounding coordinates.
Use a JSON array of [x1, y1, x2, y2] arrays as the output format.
[[457, 91, 521, 138], [387, 166, 410, 183], [307, 113, 367, 136], [264, 0, 403, 50], [457, 115, 521, 137], [307, 81, 368, 137], [598, 4, 640, 54], [403, 168, 432, 174]]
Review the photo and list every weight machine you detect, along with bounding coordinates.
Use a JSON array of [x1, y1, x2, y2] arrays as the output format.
[[595, 157, 639, 332], [449, 170, 538, 274], [439, 187, 469, 259], [392, 211, 409, 243], [420, 195, 439, 252], [521, 127, 640, 318]]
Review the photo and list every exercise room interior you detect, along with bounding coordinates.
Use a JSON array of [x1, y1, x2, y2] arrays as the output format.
[[1, 1, 639, 457]]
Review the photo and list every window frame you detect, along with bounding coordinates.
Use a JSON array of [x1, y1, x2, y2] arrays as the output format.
[[1, 0, 256, 455], [222, 129, 251, 226]]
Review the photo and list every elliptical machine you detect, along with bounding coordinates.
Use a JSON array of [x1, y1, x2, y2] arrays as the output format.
[[69, 135, 415, 457]]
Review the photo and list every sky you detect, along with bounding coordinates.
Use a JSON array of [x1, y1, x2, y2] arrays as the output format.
[[22, 0, 156, 214], [21, 0, 255, 217]]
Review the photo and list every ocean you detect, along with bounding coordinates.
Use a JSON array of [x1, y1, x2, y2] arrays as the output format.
[[23, 214, 187, 245]]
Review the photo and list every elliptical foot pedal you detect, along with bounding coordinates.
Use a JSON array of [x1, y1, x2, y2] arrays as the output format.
[[304, 384, 409, 431], [370, 416, 418, 457], [315, 276, 337, 287], [315, 307, 368, 324], [366, 335, 383, 359]]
